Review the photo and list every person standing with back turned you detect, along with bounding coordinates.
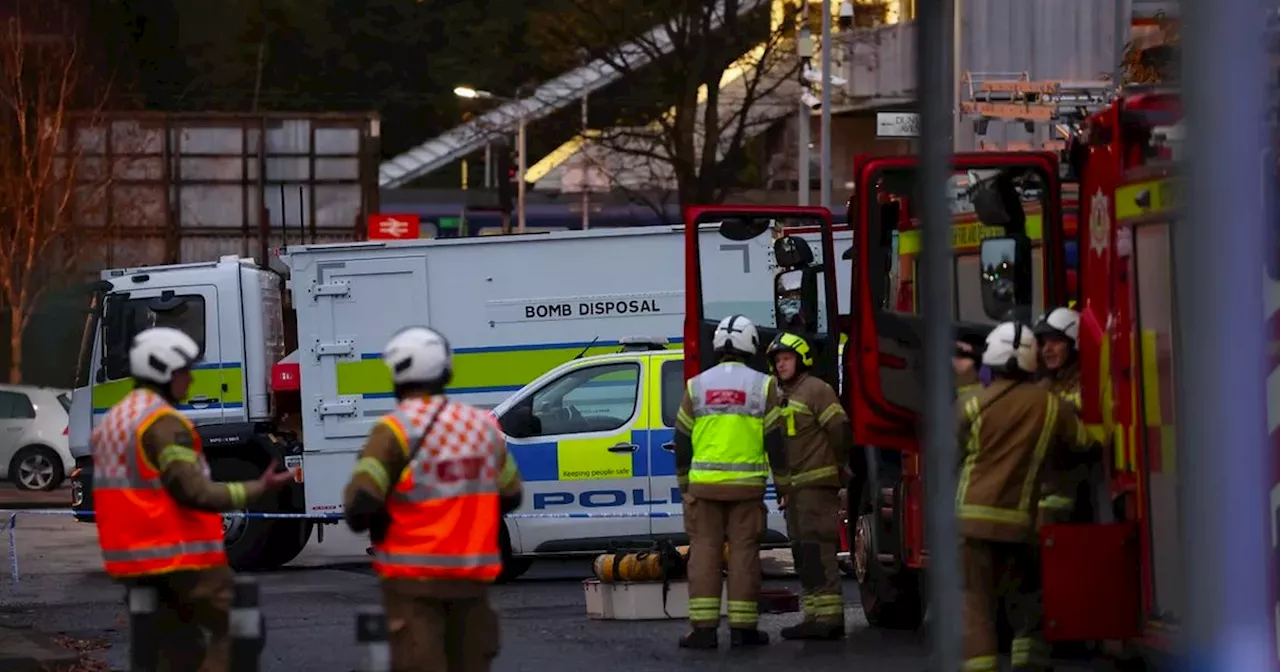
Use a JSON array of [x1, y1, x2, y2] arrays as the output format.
[[674, 315, 789, 649], [765, 332, 851, 640], [956, 322, 1097, 672], [92, 327, 295, 672], [344, 326, 524, 672]]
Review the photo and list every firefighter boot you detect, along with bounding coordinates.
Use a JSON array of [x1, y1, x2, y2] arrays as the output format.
[[729, 628, 770, 647], [780, 620, 845, 641], [678, 628, 719, 650]]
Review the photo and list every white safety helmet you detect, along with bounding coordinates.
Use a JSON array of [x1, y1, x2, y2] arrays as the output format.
[[982, 321, 1038, 374], [129, 327, 201, 385], [713, 314, 760, 357], [1033, 307, 1080, 350], [383, 326, 453, 387]]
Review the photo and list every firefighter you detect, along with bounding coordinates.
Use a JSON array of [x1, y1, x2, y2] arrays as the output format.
[[344, 326, 523, 672], [958, 321, 1097, 672], [92, 327, 295, 672], [1032, 307, 1084, 526], [764, 332, 851, 640], [1034, 307, 1081, 406], [954, 333, 986, 399], [776, 274, 808, 333], [674, 314, 789, 649]]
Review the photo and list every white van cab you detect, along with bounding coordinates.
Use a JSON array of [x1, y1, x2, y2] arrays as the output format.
[[489, 339, 789, 580]]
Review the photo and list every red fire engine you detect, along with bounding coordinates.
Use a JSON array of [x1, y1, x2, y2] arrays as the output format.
[[680, 83, 1251, 665]]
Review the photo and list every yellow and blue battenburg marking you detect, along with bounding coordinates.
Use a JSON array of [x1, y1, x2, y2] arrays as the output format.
[[339, 338, 683, 398], [508, 430, 680, 483], [91, 361, 245, 414]]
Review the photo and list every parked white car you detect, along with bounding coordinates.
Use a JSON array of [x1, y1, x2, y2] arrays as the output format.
[[0, 385, 74, 491]]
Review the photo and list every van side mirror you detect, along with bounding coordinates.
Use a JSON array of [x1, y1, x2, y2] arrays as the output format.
[[100, 295, 126, 379], [773, 235, 814, 269], [978, 236, 1033, 323], [774, 267, 820, 332]]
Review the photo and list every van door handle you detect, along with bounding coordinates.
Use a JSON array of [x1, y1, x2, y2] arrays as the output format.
[[607, 443, 639, 453], [661, 442, 675, 452], [188, 396, 218, 408]]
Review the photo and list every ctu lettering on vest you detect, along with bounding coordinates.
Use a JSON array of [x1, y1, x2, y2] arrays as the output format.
[[705, 389, 746, 406], [436, 456, 486, 483]]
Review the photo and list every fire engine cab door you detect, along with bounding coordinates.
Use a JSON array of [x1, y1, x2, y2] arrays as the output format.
[[682, 205, 843, 389], [847, 153, 1063, 450]]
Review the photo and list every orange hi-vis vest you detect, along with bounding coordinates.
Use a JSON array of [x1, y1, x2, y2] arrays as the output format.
[[371, 397, 504, 581], [92, 388, 227, 577]]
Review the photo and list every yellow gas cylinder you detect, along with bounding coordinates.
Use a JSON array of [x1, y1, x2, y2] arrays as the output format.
[[592, 551, 666, 582], [671, 544, 729, 565]]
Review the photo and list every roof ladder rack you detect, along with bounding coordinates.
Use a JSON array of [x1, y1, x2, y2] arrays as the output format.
[[958, 72, 1116, 152]]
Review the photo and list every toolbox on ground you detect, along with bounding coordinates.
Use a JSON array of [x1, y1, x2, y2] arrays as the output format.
[[583, 580, 729, 620]]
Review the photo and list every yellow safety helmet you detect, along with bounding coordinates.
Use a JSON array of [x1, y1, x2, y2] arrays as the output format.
[[766, 332, 813, 370]]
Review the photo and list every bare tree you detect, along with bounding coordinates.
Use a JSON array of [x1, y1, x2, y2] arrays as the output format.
[[1121, 13, 1179, 85], [530, 0, 801, 210], [0, 6, 113, 383]]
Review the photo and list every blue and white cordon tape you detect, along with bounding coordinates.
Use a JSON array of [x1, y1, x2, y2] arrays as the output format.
[[2, 508, 693, 583]]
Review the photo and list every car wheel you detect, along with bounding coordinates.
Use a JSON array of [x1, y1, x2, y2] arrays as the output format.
[[10, 446, 64, 492], [495, 523, 532, 583]]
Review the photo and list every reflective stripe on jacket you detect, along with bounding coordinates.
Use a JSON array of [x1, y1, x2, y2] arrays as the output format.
[[92, 388, 226, 577], [686, 362, 777, 488], [372, 397, 504, 582], [777, 374, 847, 488]]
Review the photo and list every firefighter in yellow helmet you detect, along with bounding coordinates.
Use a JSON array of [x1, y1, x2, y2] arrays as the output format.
[[766, 332, 851, 640], [674, 314, 789, 649], [957, 321, 1097, 672]]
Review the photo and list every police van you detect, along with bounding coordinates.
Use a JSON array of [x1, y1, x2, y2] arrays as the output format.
[[490, 338, 788, 580]]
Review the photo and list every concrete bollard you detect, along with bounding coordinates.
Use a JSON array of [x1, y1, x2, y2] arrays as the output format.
[[230, 575, 264, 672], [127, 584, 159, 672], [355, 605, 390, 672]]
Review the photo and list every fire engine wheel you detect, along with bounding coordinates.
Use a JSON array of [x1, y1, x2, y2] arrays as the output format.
[[858, 566, 925, 630], [495, 523, 532, 583], [212, 456, 310, 571], [852, 513, 924, 630]]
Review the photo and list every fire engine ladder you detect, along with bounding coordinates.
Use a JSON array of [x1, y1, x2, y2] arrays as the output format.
[[959, 72, 1115, 151], [377, 0, 768, 189]]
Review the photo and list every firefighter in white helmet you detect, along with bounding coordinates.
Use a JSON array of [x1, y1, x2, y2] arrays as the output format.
[[1032, 307, 1085, 526], [957, 321, 1096, 672], [92, 327, 294, 671], [674, 315, 789, 649], [344, 326, 524, 671]]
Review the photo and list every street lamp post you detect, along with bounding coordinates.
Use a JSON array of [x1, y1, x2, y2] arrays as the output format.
[[455, 86, 528, 233], [516, 113, 527, 234]]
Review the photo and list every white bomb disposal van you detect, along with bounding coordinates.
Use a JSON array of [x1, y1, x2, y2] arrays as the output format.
[[67, 226, 850, 571]]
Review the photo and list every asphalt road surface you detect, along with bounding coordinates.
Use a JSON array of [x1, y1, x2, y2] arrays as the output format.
[[1, 513, 934, 671], [0, 513, 1111, 671]]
